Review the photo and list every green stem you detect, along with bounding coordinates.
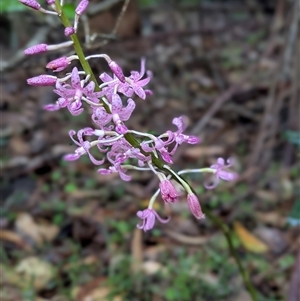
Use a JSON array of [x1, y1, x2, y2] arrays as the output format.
[[204, 209, 258, 301]]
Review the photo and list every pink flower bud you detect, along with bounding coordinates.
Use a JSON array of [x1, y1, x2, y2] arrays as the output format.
[[187, 193, 205, 219], [46, 57, 70, 72], [19, 0, 41, 10], [64, 26, 75, 36], [159, 180, 179, 203], [27, 75, 57, 86], [75, 0, 89, 15], [46, 0, 55, 4], [109, 61, 125, 83], [24, 44, 48, 55]]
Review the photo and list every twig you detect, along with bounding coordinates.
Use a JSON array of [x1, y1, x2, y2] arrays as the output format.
[[86, 0, 131, 49], [282, 0, 299, 79], [0, 27, 49, 71], [86, 0, 123, 17], [249, 0, 297, 167], [190, 67, 257, 136], [165, 229, 209, 245], [112, 0, 131, 36]]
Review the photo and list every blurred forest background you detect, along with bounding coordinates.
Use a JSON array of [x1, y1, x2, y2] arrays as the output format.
[[0, 0, 299, 300]]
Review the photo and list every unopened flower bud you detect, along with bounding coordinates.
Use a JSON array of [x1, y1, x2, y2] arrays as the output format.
[[46, 57, 70, 72], [159, 179, 179, 203], [19, 0, 41, 10], [187, 193, 205, 219], [27, 75, 57, 86], [64, 26, 75, 36], [24, 44, 48, 55], [109, 61, 125, 83], [75, 0, 89, 15], [24, 41, 73, 56], [46, 0, 55, 4]]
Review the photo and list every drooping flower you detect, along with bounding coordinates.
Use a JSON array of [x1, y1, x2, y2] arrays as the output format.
[[187, 193, 205, 219], [204, 158, 238, 189], [136, 208, 170, 231], [159, 179, 179, 203]]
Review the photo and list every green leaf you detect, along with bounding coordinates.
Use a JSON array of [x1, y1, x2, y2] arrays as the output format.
[[2, 0, 27, 13], [64, 182, 77, 193], [284, 130, 300, 148], [165, 287, 177, 301], [278, 254, 295, 269], [51, 170, 62, 181], [62, 3, 76, 20], [287, 200, 300, 226]]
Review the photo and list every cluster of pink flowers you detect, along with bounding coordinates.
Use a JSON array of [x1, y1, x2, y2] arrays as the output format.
[[21, 0, 238, 231]]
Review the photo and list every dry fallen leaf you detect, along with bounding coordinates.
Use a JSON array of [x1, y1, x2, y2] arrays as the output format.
[[75, 277, 122, 301], [63, 255, 98, 272], [10, 135, 31, 155], [16, 257, 55, 290], [0, 229, 32, 251], [142, 260, 166, 276], [234, 222, 268, 253], [15, 213, 59, 246], [165, 229, 209, 245], [83, 287, 122, 301], [255, 190, 278, 203], [256, 211, 286, 227]]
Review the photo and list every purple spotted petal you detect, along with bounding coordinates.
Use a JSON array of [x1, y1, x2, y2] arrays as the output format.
[[118, 98, 136, 121], [71, 67, 81, 88]]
